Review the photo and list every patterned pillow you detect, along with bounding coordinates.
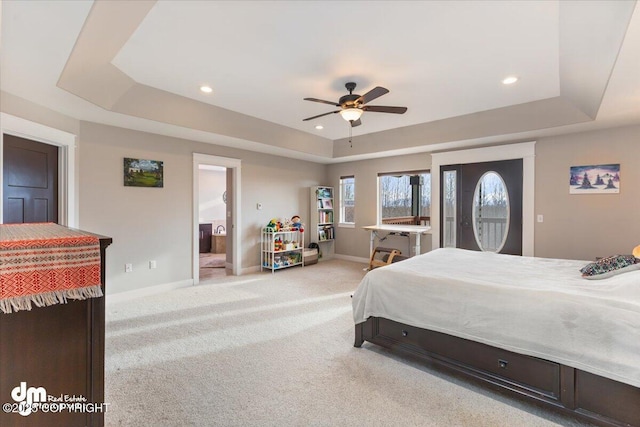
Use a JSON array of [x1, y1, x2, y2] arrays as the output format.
[[580, 254, 640, 280]]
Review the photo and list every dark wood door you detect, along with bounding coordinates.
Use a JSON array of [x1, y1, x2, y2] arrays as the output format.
[[2, 134, 58, 224], [459, 159, 523, 255]]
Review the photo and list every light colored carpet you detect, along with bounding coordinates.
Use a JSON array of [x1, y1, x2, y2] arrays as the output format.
[[105, 260, 592, 427]]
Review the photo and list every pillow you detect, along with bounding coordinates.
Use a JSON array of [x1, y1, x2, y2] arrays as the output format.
[[580, 254, 640, 280], [582, 263, 640, 280]]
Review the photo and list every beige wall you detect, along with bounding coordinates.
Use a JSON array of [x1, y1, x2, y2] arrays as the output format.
[[198, 168, 226, 227], [0, 91, 80, 135], [535, 124, 640, 260], [327, 153, 432, 260], [77, 122, 326, 294], [328, 125, 640, 262], [2, 92, 638, 292]]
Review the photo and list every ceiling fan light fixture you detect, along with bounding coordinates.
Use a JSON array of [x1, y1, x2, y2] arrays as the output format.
[[340, 108, 363, 122]]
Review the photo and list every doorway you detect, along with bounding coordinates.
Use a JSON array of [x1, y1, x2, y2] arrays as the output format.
[[441, 159, 523, 255], [198, 165, 228, 280], [0, 113, 77, 227], [3, 134, 59, 224], [430, 141, 535, 256], [192, 153, 242, 282]]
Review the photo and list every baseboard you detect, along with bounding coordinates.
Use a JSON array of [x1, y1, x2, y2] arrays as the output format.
[[243, 257, 367, 274], [242, 265, 262, 274], [106, 279, 193, 305], [334, 254, 369, 264]]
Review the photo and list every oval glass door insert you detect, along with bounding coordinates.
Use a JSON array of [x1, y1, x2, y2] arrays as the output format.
[[472, 171, 510, 252]]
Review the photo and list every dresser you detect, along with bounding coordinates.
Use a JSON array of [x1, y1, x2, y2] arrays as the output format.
[[0, 224, 112, 427]]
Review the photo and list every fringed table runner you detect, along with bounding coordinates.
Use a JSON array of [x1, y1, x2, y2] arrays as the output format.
[[0, 223, 102, 314]]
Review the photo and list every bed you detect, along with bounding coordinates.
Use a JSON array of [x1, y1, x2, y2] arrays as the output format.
[[352, 248, 640, 427]]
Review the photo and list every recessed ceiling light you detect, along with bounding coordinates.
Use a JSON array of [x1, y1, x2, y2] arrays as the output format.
[[315, 125, 324, 130], [200, 85, 213, 93], [502, 76, 518, 85]]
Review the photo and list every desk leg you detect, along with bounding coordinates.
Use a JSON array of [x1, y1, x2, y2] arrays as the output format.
[[415, 233, 421, 255], [369, 231, 375, 259]]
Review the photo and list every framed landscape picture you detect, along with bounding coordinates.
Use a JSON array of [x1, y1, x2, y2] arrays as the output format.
[[124, 158, 164, 188], [569, 164, 620, 194]]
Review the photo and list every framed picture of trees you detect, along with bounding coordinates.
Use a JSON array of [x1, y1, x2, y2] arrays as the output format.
[[569, 164, 620, 194], [124, 158, 164, 188]]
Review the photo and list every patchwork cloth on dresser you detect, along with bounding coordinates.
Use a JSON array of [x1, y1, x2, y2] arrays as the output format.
[[0, 222, 102, 314]]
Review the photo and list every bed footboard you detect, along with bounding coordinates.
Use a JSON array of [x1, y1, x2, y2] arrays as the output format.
[[355, 317, 640, 427]]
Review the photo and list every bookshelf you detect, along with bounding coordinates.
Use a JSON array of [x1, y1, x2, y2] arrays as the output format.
[[310, 186, 335, 245]]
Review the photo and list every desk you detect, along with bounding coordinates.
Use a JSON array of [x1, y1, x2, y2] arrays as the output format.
[[363, 224, 432, 258]]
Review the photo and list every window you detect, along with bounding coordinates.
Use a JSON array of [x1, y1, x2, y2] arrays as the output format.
[[473, 171, 510, 252], [442, 169, 457, 247], [378, 171, 431, 224], [339, 176, 355, 224]]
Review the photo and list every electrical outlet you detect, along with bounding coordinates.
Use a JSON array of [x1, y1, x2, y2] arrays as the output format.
[[125, 263, 133, 273], [149, 260, 157, 269], [537, 215, 544, 223]]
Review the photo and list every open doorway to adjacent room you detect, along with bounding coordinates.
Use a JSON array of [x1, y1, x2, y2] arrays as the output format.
[[198, 164, 229, 280], [193, 153, 242, 283]]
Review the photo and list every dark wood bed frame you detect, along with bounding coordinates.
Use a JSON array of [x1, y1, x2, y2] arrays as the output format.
[[355, 317, 640, 427]]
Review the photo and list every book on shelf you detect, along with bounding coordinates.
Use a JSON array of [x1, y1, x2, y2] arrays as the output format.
[[318, 211, 333, 224], [318, 225, 334, 241], [317, 188, 333, 199], [317, 199, 333, 209]]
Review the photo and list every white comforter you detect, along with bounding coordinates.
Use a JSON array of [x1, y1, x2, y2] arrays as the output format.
[[352, 248, 640, 388]]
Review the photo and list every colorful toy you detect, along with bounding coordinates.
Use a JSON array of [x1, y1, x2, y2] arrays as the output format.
[[266, 218, 278, 230], [291, 215, 303, 232]]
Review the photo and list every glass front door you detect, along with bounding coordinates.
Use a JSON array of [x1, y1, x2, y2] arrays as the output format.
[[440, 159, 523, 255]]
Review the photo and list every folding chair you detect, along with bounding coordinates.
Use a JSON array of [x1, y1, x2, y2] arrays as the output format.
[[369, 246, 402, 270]]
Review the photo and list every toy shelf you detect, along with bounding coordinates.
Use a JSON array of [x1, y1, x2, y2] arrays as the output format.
[[260, 228, 304, 273]]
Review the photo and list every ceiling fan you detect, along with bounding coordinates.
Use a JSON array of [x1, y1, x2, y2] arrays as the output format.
[[303, 82, 407, 127]]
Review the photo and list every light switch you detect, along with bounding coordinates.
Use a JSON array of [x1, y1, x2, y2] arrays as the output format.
[[537, 215, 544, 223]]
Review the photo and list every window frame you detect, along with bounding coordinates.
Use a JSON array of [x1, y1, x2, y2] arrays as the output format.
[[377, 170, 431, 225], [339, 175, 355, 228]]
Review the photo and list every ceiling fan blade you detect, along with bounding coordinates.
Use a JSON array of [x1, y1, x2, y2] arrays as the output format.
[[355, 86, 389, 105], [350, 118, 362, 127], [303, 97, 340, 106], [363, 105, 408, 114], [302, 110, 340, 121]]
